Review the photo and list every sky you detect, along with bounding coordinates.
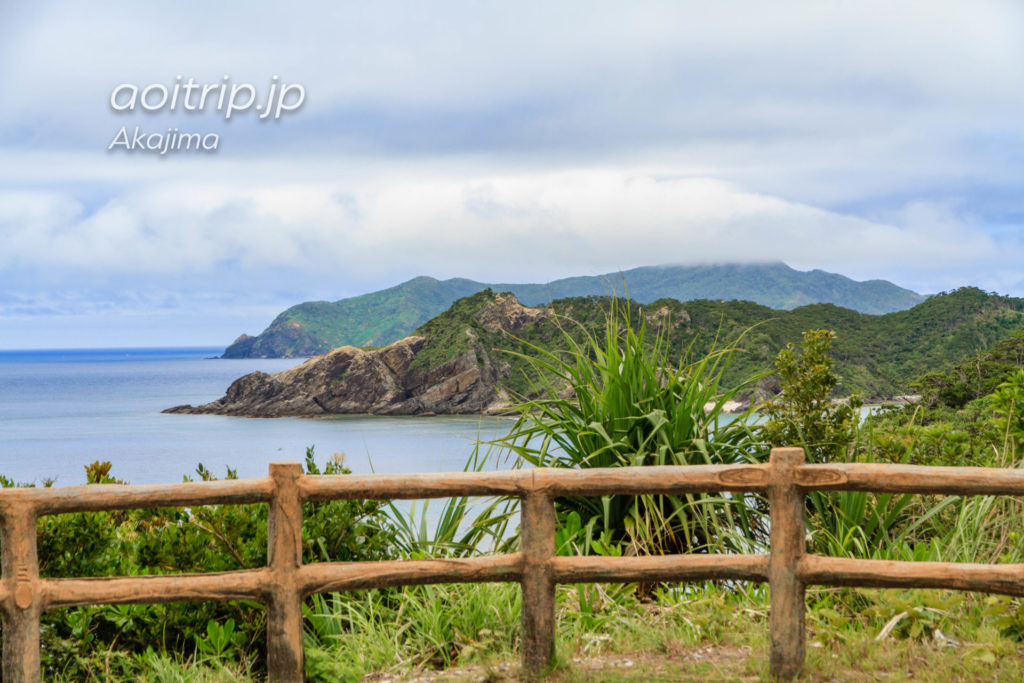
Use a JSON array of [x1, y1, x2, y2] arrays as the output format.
[[1, 0, 1023, 348]]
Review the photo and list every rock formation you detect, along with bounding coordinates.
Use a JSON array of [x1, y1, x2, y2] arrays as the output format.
[[166, 293, 546, 417]]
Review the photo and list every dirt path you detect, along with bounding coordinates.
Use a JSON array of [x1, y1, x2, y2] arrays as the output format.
[[361, 645, 761, 682]]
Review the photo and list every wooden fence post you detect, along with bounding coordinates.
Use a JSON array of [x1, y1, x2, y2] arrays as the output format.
[[267, 463, 304, 682], [769, 447, 806, 680], [520, 486, 555, 678], [1, 503, 41, 682]]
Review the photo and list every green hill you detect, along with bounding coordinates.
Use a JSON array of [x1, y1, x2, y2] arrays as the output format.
[[407, 287, 1024, 401], [914, 327, 1024, 409], [222, 263, 926, 358], [223, 276, 485, 358]]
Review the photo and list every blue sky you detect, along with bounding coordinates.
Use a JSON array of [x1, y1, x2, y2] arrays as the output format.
[[2, 1, 1023, 348]]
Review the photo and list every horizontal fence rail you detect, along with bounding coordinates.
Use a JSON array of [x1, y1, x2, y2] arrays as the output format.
[[3, 449, 1024, 680]]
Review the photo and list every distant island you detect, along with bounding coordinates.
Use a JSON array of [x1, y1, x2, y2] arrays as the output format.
[[167, 286, 1024, 418], [221, 262, 927, 359]]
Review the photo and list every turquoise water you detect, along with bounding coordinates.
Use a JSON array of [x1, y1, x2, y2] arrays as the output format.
[[0, 348, 515, 487]]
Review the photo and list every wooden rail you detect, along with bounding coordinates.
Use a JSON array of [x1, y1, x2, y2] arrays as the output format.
[[4, 448, 1024, 680]]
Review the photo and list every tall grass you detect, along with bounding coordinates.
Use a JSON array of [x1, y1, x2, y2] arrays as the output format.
[[385, 445, 518, 559], [805, 409, 1024, 564], [303, 583, 521, 679]]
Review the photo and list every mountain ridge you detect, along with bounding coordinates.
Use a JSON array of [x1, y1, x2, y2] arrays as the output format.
[[222, 262, 926, 358]]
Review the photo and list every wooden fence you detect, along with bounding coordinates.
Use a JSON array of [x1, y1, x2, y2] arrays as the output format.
[[4, 447, 1024, 681]]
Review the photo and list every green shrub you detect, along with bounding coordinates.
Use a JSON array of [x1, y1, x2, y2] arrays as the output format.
[[761, 328, 862, 463], [7, 448, 400, 679]]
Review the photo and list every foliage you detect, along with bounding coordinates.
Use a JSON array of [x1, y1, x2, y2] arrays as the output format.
[[384, 444, 517, 559], [807, 338, 1024, 565], [916, 328, 1024, 410], [987, 369, 1024, 459], [495, 299, 766, 557], [406, 289, 505, 373], [303, 582, 521, 679], [761, 329, 862, 462], [759, 328, 1024, 565], [20, 448, 399, 679]]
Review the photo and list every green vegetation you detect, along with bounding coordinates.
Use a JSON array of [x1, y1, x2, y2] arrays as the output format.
[[916, 328, 1024, 410], [494, 298, 764, 557], [404, 286, 1024, 402], [223, 276, 488, 357], [15, 296, 1024, 680], [405, 288, 506, 373], [16, 450, 398, 680], [43, 580, 1024, 681], [222, 262, 925, 357], [761, 329, 862, 462], [507, 262, 925, 313], [304, 582, 1024, 682]]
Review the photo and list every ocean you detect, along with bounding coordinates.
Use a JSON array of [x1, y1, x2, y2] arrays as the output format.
[[0, 347, 516, 488]]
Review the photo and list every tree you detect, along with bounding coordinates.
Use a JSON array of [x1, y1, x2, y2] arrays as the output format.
[[761, 329, 862, 462]]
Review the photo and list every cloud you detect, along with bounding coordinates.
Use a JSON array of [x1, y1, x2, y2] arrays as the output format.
[[3, 0, 1024, 213], [0, 170, 1015, 298], [2, 1, 1024, 345]]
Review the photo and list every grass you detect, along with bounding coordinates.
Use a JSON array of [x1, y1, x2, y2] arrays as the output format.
[[88, 581, 1008, 681], [48, 650, 254, 682], [52, 572, 1024, 681]]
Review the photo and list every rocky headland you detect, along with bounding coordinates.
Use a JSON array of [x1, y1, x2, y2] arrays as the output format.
[[165, 293, 547, 417]]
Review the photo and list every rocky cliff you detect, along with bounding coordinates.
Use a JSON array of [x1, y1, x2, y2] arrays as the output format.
[[166, 292, 547, 417]]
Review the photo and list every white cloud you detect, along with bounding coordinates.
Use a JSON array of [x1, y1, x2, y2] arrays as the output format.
[[2, 1, 1024, 346], [0, 169, 1015, 298]]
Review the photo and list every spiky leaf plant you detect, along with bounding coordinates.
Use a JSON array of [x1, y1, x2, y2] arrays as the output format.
[[494, 298, 767, 557]]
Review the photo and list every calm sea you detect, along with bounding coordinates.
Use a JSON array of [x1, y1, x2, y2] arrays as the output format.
[[0, 348, 516, 488]]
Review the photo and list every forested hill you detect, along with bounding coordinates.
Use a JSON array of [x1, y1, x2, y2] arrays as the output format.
[[176, 287, 1024, 418], [413, 286, 1024, 401], [222, 263, 925, 358]]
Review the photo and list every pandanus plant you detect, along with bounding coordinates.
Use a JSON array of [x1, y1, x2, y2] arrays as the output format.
[[494, 298, 767, 557]]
